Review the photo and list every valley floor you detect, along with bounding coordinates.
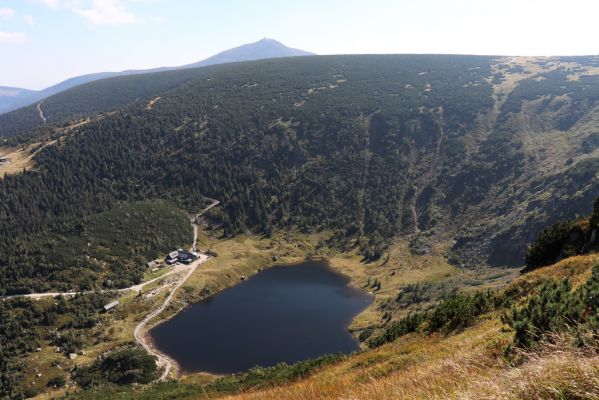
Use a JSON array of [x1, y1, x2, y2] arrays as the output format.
[[19, 225, 512, 399], [52, 253, 599, 400]]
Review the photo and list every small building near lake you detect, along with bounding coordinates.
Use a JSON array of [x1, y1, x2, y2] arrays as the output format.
[[146, 259, 163, 269], [165, 249, 198, 265], [103, 300, 120, 312]]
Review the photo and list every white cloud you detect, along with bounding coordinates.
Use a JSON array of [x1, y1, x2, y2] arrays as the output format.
[[76, 0, 137, 25], [0, 8, 16, 18], [24, 14, 34, 25], [32, 0, 139, 25], [30, 0, 63, 9], [0, 31, 27, 44]]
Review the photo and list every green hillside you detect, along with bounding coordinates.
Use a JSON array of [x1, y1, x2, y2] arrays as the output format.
[[0, 200, 191, 295], [0, 55, 598, 295]]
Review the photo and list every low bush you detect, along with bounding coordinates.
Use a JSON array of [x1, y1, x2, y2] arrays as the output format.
[[368, 313, 426, 348], [74, 349, 157, 388], [369, 290, 506, 348], [205, 353, 345, 394], [503, 263, 599, 348], [47, 375, 66, 388], [524, 220, 578, 271], [427, 291, 501, 333]]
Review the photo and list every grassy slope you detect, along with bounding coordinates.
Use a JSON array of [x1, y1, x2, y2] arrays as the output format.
[[68, 253, 598, 400], [218, 253, 599, 400]]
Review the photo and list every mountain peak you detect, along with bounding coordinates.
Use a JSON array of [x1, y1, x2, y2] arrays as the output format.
[[0, 39, 315, 115], [184, 38, 315, 69]]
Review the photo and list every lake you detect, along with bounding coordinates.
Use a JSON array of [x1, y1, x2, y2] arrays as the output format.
[[149, 260, 372, 374]]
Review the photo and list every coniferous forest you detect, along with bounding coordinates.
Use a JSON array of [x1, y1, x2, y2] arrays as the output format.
[[1, 55, 598, 295]]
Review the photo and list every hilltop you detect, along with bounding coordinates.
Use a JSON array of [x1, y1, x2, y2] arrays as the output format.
[[183, 38, 314, 68], [0, 38, 313, 116]]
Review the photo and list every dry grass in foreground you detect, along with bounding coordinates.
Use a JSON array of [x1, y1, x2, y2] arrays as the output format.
[[461, 333, 599, 400], [219, 327, 598, 400], [216, 255, 599, 400], [215, 319, 508, 400]]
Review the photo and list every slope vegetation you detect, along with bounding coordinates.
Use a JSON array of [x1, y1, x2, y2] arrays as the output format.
[[1, 55, 598, 295], [69, 204, 599, 399]]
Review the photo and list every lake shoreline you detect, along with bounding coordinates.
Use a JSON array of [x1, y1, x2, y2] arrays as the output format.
[[148, 259, 373, 376]]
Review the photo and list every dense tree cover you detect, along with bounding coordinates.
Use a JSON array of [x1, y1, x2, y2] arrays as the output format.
[[524, 220, 581, 270], [0, 67, 210, 137], [0, 55, 598, 295], [524, 196, 599, 272], [0, 55, 502, 293], [74, 348, 157, 388], [0, 200, 191, 295], [0, 292, 113, 398], [503, 263, 599, 348]]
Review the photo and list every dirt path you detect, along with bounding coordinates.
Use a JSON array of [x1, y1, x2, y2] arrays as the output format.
[[191, 198, 220, 252], [145, 96, 161, 110], [0, 263, 194, 301], [133, 254, 209, 381], [134, 198, 220, 381], [37, 101, 47, 123], [1, 197, 220, 380]]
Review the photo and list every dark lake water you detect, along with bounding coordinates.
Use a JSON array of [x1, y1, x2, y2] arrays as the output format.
[[149, 260, 372, 374]]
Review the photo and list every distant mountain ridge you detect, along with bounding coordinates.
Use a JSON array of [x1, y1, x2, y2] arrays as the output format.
[[0, 87, 38, 113], [0, 38, 314, 115], [0, 86, 36, 97], [184, 38, 314, 68]]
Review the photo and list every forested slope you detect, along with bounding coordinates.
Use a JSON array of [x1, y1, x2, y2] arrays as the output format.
[[0, 67, 206, 137], [1, 54, 598, 293]]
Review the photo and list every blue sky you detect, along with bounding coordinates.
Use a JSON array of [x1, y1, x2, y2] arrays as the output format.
[[2, 0, 599, 90]]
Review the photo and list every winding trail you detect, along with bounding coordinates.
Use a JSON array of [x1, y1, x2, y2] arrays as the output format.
[[37, 101, 47, 123], [0, 264, 193, 300], [1, 198, 220, 381], [134, 253, 209, 381], [133, 198, 219, 381], [191, 198, 219, 252]]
